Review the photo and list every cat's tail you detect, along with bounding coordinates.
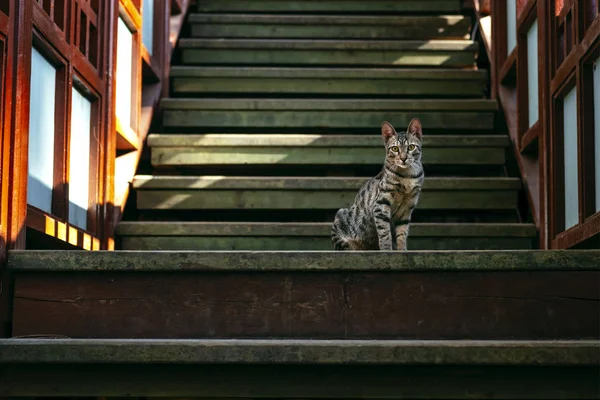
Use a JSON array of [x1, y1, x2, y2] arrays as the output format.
[[331, 209, 351, 250]]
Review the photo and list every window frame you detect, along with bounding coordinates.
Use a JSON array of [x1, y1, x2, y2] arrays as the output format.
[[23, 0, 109, 250], [547, 1, 600, 248], [115, 1, 142, 150], [517, 2, 542, 151]]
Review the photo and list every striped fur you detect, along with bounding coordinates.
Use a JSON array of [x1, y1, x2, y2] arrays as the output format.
[[331, 119, 424, 251]]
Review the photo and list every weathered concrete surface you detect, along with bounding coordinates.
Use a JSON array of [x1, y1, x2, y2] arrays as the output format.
[[8, 249, 598, 272], [0, 339, 598, 365]]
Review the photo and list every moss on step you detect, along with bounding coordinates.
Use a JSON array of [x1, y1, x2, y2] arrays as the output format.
[[8, 249, 599, 272]]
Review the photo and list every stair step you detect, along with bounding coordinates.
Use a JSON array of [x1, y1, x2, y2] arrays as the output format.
[[133, 176, 521, 211], [7, 250, 599, 341], [171, 67, 487, 97], [116, 222, 537, 250], [196, 0, 464, 14], [2, 339, 597, 365], [2, 339, 597, 397], [148, 134, 508, 166], [161, 99, 497, 131], [188, 14, 471, 40], [179, 39, 478, 67]]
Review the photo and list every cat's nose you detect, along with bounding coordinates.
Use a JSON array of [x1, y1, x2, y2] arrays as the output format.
[[400, 155, 408, 162]]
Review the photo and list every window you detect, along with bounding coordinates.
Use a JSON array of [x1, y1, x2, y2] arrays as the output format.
[[116, 17, 134, 130], [547, 1, 600, 248], [562, 87, 578, 230], [68, 86, 92, 230], [526, 20, 539, 128], [142, 0, 154, 56], [23, 0, 109, 250], [27, 47, 57, 214], [507, 0, 517, 55]]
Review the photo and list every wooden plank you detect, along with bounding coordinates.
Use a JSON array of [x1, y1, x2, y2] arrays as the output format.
[[147, 134, 509, 147], [133, 176, 522, 210], [119, 235, 535, 251], [171, 79, 485, 97], [195, 0, 463, 13], [171, 67, 487, 96], [3, 364, 598, 398], [188, 14, 471, 39], [133, 176, 522, 190], [179, 39, 477, 66], [179, 38, 479, 51], [151, 145, 506, 166], [115, 222, 537, 250], [1, 339, 598, 365], [160, 99, 497, 130], [116, 222, 537, 237], [160, 98, 498, 111], [9, 250, 599, 272], [162, 110, 495, 130], [11, 271, 599, 339], [181, 48, 475, 67], [170, 67, 488, 80], [148, 133, 509, 166]]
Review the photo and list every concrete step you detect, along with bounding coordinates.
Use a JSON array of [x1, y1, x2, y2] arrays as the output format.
[[188, 14, 471, 39], [148, 134, 509, 166], [133, 176, 522, 211], [116, 222, 537, 250], [7, 250, 599, 341], [178, 39, 478, 67], [2, 338, 597, 397], [196, 0, 464, 14], [170, 67, 487, 97], [161, 98, 497, 131]]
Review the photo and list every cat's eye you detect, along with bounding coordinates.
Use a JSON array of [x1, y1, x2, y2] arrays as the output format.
[[390, 146, 399, 152], [408, 144, 417, 151]]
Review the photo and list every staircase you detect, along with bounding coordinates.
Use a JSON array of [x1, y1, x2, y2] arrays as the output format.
[[1, 0, 598, 397], [115, 0, 537, 251]]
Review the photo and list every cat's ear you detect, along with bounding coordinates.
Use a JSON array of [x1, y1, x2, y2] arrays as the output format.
[[381, 121, 396, 144], [407, 118, 423, 140]]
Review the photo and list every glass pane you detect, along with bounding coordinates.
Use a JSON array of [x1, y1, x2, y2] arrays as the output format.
[[507, 0, 517, 55], [563, 87, 579, 230], [594, 56, 600, 212], [27, 48, 56, 214], [116, 17, 133, 129], [527, 20, 539, 127], [68, 87, 92, 230], [142, 0, 154, 56]]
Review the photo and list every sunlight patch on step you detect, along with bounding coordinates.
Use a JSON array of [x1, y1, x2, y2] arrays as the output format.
[[392, 55, 452, 65], [152, 193, 194, 209], [136, 175, 229, 189], [166, 134, 328, 146]]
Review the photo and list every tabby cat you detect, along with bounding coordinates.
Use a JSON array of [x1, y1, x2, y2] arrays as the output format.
[[331, 118, 424, 251]]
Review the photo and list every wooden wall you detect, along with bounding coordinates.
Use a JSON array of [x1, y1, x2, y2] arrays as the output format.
[[0, 0, 189, 337], [486, 0, 600, 249]]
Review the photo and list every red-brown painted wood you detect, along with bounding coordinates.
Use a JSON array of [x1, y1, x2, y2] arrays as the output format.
[[11, 271, 600, 339]]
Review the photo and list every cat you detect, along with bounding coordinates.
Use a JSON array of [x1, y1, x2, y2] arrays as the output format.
[[331, 118, 424, 251]]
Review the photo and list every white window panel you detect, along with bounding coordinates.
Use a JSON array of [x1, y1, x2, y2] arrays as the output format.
[[116, 17, 133, 129], [27, 48, 56, 214], [68, 87, 92, 230], [594, 56, 600, 213], [507, 0, 517, 55], [527, 20, 539, 128], [563, 87, 579, 230], [143, 0, 154, 56]]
